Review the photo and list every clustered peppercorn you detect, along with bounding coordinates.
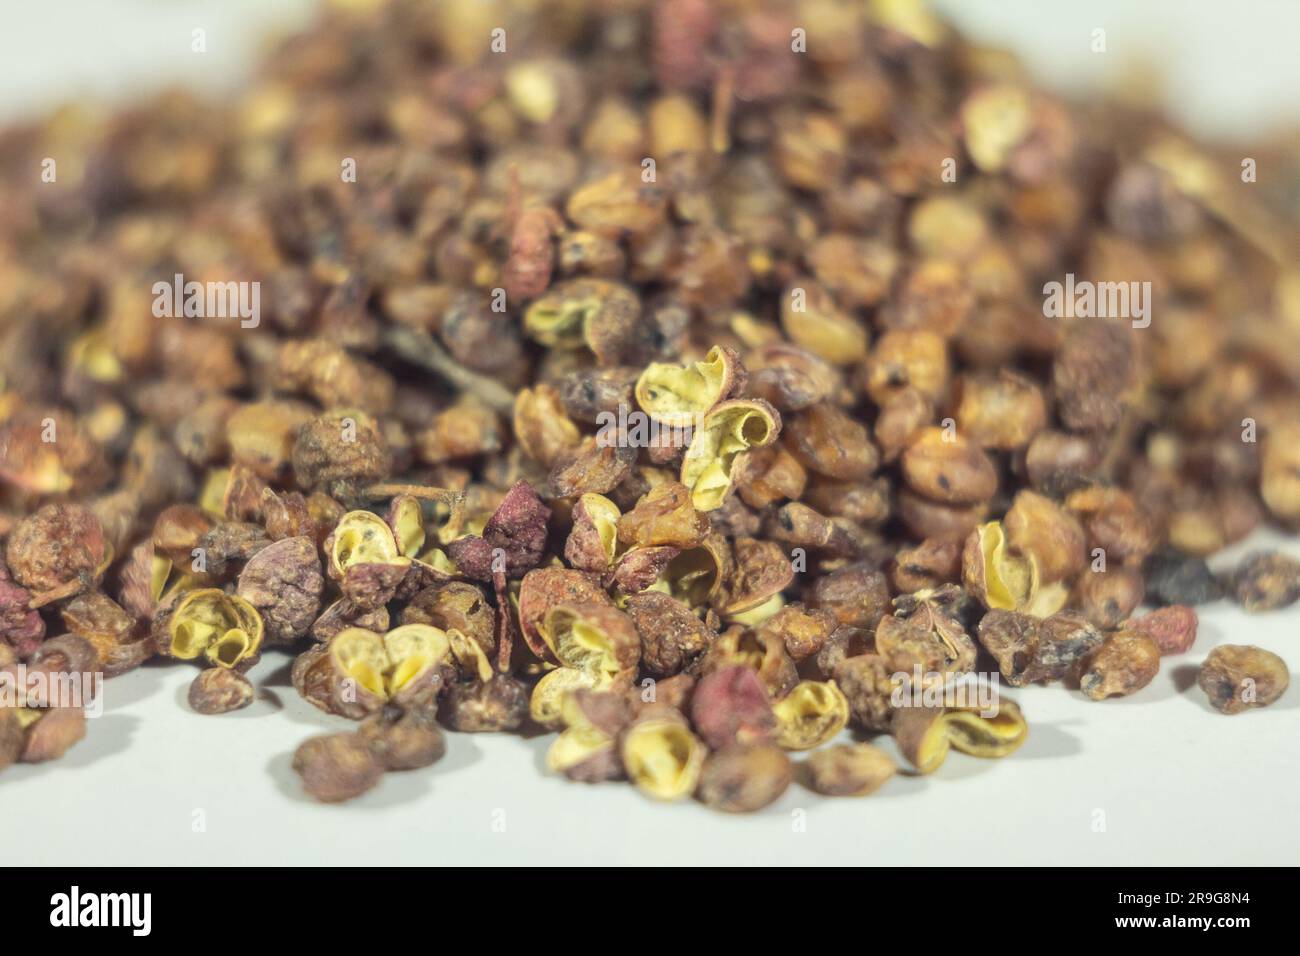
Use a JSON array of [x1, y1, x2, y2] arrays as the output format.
[[0, 0, 1294, 805]]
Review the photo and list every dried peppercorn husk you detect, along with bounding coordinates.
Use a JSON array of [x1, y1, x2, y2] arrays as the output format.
[[891, 538, 962, 593], [755, 603, 837, 663], [892, 706, 950, 774], [941, 699, 1029, 758], [680, 399, 781, 511], [901, 427, 997, 506], [301, 624, 451, 719], [721, 537, 794, 618], [689, 664, 777, 750], [327, 510, 412, 610], [564, 493, 623, 573], [616, 481, 710, 550], [883, 586, 978, 676], [894, 697, 1028, 773], [162, 588, 264, 671], [963, 521, 1068, 617], [549, 435, 636, 498], [399, 582, 497, 664], [805, 562, 891, 632], [530, 603, 640, 725], [60, 590, 153, 677], [445, 479, 551, 581], [833, 653, 898, 732], [1144, 550, 1224, 606], [1074, 564, 1145, 629], [699, 627, 798, 698], [745, 343, 838, 413], [1002, 491, 1087, 585], [771, 680, 850, 750], [517, 567, 611, 663], [785, 403, 879, 482], [546, 688, 633, 782], [634, 346, 744, 428], [620, 711, 706, 802]]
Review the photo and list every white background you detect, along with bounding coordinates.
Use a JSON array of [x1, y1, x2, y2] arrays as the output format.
[[2, 2, 1298, 865]]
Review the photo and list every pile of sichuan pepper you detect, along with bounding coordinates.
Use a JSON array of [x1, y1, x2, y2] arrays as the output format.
[[1, 0, 1297, 807]]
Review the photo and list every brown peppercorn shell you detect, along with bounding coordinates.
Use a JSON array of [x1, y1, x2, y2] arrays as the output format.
[[399, 582, 496, 660], [803, 743, 897, 797], [896, 488, 988, 544], [689, 664, 778, 750], [625, 591, 715, 677], [5, 503, 107, 596], [235, 536, 324, 645], [440, 676, 529, 732], [696, 743, 792, 813], [832, 653, 898, 732], [549, 435, 636, 499], [517, 567, 611, 664], [892, 706, 949, 774], [1228, 551, 1300, 613], [1074, 565, 1144, 630], [60, 590, 152, 677], [358, 707, 446, 771], [151, 504, 215, 568], [1197, 645, 1290, 714], [891, 538, 962, 593], [755, 603, 837, 663], [699, 628, 798, 698], [785, 403, 879, 481], [292, 732, 385, 803], [975, 609, 1039, 687], [900, 427, 997, 506], [952, 370, 1047, 451], [745, 343, 839, 413], [310, 599, 389, 644], [20, 706, 87, 763], [292, 411, 391, 501], [1002, 490, 1086, 584], [722, 537, 794, 617], [616, 481, 710, 550], [804, 562, 890, 632], [1079, 632, 1160, 700], [188, 667, 256, 715]]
